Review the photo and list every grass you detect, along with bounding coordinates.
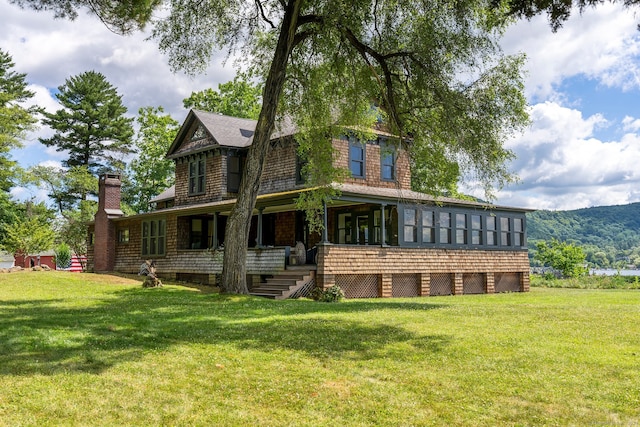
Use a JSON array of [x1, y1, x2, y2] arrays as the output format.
[[532, 273, 640, 289], [0, 271, 639, 426]]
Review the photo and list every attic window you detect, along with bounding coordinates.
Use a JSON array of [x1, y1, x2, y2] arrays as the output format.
[[190, 124, 207, 141]]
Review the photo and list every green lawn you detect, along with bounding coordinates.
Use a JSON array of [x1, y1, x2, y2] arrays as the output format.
[[1, 271, 639, 426]]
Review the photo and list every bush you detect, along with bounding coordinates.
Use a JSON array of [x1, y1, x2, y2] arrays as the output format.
[[54, 243, 72, 269], [534, 239, 587, 278], [311, 284, 345, 302]]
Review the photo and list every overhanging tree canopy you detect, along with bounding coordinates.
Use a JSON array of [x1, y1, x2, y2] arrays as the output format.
[[148, 0, 530, 293], [14, 0, 530, 294]]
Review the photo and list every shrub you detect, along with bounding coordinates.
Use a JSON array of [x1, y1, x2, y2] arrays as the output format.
[[534, 239, 587, 278], [531, 273, 640, 289], [311, 284, 345, 302], [54, 243, 72, 269]]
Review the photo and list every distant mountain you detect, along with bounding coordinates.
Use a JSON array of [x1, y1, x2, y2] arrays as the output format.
[[527, 202, 640, 267]]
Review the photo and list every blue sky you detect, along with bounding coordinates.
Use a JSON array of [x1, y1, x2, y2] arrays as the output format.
[[2, 1, 640, 211]]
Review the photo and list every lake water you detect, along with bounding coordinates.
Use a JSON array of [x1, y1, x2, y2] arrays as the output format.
[[590, 269, 640, 276]]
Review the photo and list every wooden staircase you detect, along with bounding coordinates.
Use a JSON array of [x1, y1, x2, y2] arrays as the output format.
[[250, 266, 316, 300]]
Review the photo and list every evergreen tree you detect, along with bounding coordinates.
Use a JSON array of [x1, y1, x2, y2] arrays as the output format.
[[0, 49, 39, 191], [40, 71, 134, 181]]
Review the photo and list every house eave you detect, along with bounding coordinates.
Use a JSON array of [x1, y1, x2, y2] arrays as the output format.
[[112, 184, 531, 222]]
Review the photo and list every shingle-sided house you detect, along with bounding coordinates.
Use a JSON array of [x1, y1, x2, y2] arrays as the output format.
[[88, 110, 532, 298]]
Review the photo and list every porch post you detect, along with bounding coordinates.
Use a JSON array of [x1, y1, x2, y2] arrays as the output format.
[[381, 203, 387, 246], [322, 201, 329, 243], [212, 212, 218, 249], [256, 207, 264, 248]]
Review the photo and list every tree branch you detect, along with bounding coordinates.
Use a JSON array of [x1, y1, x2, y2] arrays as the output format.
[[339, 26, 403, 136], [255, 0, 276, 29]]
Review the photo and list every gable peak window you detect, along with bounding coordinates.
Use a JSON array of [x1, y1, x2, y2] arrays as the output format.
[[190, 124, 207, 141]]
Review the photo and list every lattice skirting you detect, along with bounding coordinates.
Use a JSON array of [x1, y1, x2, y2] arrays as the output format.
[[392, 274, 420, 297], [290, 278, 315, 299], [494, 272, 521, 293], [463, 273, 486, 294], [430, 273, 452, 296], [336, 274, 380, 298]]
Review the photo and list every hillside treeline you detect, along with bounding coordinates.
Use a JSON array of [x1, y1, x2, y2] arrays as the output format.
[[527, 203, 640, 268]]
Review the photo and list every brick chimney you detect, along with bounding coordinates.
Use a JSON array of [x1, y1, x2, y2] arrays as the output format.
[[94, 173, 123, 271]]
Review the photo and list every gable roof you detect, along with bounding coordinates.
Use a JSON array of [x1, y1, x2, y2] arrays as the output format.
[[150, 185, 175, 204], [166, 110, 297, 159]]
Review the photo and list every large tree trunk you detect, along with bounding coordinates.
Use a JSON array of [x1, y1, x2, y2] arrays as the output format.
[[220, 0, 302, 294]]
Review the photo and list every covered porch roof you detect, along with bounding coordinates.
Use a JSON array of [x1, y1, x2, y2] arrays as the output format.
[[121, 183, 532, 222]]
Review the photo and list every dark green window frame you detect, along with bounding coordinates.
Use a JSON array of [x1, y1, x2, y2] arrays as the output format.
[[486, 216, 497, 246], [349, 138, 366, 178], [227, 152, 243, 193], [142, 218, 166, 257], [455, 213, 467, 245], [188, 155, 206, 195], [438, 212, 452, 244], [380, 143, 396, 181], [118, 228, 129, 244], [500, 217, 511, 246], [471, 214, 483, 245]]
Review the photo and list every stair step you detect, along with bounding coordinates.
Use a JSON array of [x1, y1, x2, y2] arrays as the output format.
[[251, 269, 316, 300], [266, 279, 302, 286], [268, 275, 302, 280], [249, 292, 278, 299], [253, 285, 295, 291]]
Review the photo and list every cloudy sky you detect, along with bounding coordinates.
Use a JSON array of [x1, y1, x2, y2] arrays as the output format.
[[2, 1, 640, 211]]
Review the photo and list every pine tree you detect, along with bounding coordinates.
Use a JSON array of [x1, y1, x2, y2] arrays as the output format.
[[40, 71, 134, 180], [0, 49, 38, 191]]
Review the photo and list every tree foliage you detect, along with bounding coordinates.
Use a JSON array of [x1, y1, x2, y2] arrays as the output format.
[[40, 71, 134, 178], [56, 200, 97, 262], [0, 196, 54, 250], [123, 106, 178, 213], [527, 203, 640, 268], [490, 0, 640, 31], [535, 239, 587, 278], [183, 73, 262, 119], [8, 0, 161, 34], [0, 49, 39, 191], [16, 0, 529, 294], [1, 215, 55, 259], [149, 0, 529, 293], [54, 242, 72, 269], [23, 165, 98, 214]]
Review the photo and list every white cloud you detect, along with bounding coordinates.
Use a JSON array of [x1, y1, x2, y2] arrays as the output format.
[[0, 1, 233, 120], [493, 102, 640, 210], [622, 115, 640, 132], [502, 3, 640, 99]]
